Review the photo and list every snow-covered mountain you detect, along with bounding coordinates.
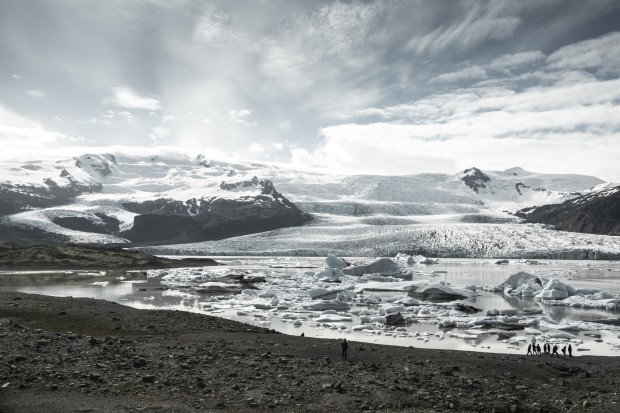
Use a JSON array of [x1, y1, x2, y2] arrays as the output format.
[[0, 150, 615, 258], [517, 183, 620, 236], [0, 153, 311, 244]]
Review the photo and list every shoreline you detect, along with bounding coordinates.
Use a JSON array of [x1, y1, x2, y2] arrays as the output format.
[[2, 291, 620, 412]]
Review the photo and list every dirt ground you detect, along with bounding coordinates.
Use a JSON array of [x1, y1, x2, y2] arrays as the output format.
[[1, 291, 619, 413]]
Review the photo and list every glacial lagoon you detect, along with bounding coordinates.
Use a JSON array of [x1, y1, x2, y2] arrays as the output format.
[[1, 257, 619, 356]]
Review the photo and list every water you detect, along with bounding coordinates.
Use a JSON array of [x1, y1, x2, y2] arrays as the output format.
[[1, 257, 619, 356]]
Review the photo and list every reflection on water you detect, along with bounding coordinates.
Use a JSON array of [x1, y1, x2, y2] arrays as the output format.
[[1, 257, 619, 356]]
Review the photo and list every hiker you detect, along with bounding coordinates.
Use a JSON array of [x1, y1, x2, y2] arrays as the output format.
[[527, 344, 532, 355], [562, 346, 567, 357], [536, 343, 541, 355], [341, 338, 349, 359], [552, 345, 559, 357], [568, 344, 573, 357]]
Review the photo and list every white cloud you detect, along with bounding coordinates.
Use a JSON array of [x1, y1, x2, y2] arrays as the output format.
[[407, 3, 521, 55], [488, 51, 545, 73], [0, 104, 67, 153], [25, 89, 46, 98], [248, 142, 265, 153], [547, 31, 620, 74], [149, 126, 171, 144], [431, 66, 487, 84], [104, 86, 161, 111], [228, 109, 257, 127]]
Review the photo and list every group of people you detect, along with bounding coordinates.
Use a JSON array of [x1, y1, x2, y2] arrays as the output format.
[[527, 339, 572, 357]]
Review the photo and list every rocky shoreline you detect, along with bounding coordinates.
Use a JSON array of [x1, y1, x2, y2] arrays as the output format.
[[1, 291, 619, 412]]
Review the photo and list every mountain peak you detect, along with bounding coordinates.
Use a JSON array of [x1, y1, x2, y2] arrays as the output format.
[[459, 167, 490, 193], [503, 167, 528, 176]]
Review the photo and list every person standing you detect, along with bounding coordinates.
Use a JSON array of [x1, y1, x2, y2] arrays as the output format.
[[341, 339, 349, 359], [568, 344, 573, 357], [552, 345, 560, 357]]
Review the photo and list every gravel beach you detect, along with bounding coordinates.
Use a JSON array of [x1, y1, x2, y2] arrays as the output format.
[[1, 291, 619, 412]]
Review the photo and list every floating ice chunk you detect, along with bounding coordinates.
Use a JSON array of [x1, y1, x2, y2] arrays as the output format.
[[324, 254, 347, 269], [485, 271, 543, 297], [315, 314, 352, 322], [196, 282, 241, 293], [395, 253, 415, 265], [406, 281, 475, 300], [418, 257, 439, 264], [524, 328, 542, 335], [303, 300, 351, 311], [509, 335, 528, 343], [448, 332, 477, 339], [401, 297, 421, 306], [315, 267, 346, 281], [536, 278, 575, 300], [241, 289, 258, 297], [343, 258, 402, 277], [379, 304, 406, 315], [162, 289, 198, 299], [292, 320, 302, 326], [352, 325, 375, 331], [545, 331, 577, 339], [91, 281, 109, 287], [559, 295, 620, 310]]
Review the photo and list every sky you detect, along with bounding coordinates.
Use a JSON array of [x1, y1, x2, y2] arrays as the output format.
[[1, 0, 620, 181]]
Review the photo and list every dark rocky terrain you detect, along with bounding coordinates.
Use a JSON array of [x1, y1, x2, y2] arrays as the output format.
[[516, 186, 620, 236], [1, 292, 619, 412], [0, 244, 218, 270]]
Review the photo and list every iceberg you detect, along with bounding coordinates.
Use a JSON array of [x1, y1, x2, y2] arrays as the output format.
[[303, 300, 351, 311], [343, 258, 402, 277], [405, 281, 476, 300]]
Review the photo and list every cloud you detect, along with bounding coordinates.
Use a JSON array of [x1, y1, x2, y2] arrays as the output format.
[[228, 109, 257, 127], [0, 104, 67, 153], [547, 31, 620, 75], [407, 2, 521, 55], [104, 86, 161, 111], [296, 29, 620, 182], [488, 51, 545, 73], [25, 89, 46, 98], [149, 126, 171, 144], [431, 66, 487, 84]]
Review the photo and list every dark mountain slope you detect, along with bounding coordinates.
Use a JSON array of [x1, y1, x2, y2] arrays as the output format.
[[516, 186, 620, 236]]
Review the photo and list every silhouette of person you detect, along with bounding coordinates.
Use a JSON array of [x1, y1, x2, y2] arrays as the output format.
[[536, 343, 541, 355], [568, 344, 573, 357], [552, 345, 559, 357], [562, 346, 567, 357], [341, 338, 349, 359], [527, 344, 532, 355]]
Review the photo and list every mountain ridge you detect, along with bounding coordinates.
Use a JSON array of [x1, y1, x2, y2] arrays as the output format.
[[0, 151, 615, 257]]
